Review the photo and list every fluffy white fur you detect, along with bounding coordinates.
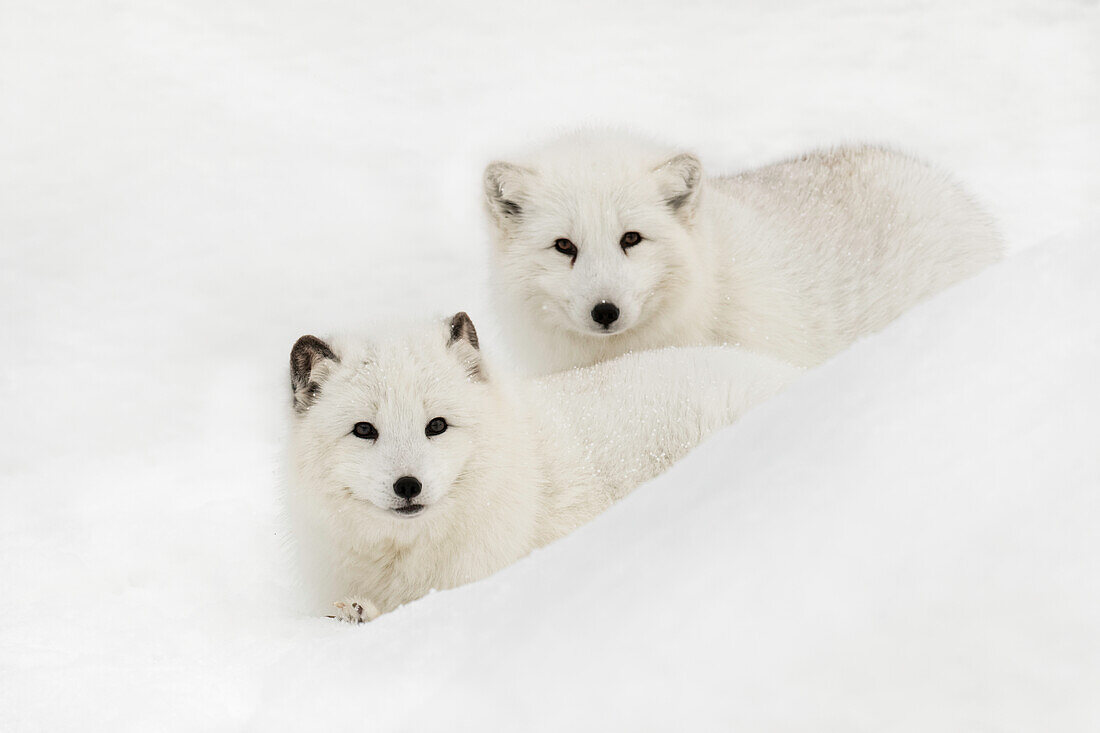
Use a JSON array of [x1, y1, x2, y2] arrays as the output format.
[[284, 314, 798, 621], [484, 131, 1004, 371]]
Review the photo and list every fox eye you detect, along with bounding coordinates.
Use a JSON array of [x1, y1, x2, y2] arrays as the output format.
[[553, 238, 578, 258], [352, 422, 378, 440], [425, 417, 448, 437], [620, 231, 642, 248]]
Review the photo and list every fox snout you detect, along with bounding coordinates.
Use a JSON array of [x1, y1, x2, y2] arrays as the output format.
[[590, 301, 620, 328], [392, 475, 422, 499]]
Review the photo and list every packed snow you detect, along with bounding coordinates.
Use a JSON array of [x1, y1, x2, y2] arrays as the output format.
[[1, 0, 1097, 730]]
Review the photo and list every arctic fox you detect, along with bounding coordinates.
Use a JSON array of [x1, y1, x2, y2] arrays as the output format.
[[285, 312, 798, 622], [484, 132, 1004, 372]]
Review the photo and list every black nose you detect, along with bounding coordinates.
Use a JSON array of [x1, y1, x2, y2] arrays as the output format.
[[591, 302, 620, 327], [393, 476, 422, 499]]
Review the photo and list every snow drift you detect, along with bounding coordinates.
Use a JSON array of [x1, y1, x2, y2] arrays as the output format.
[[1, 0, 1098, 730], [246, 233, 1100, 731], [4, 232, 1094, 731]]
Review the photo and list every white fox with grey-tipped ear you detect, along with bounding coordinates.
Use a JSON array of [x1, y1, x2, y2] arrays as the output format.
[[284, 312, 799, 622], [484, 131, 1004, 372]]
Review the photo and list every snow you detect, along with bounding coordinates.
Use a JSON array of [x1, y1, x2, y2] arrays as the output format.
[[1, 0, 1097, 730]]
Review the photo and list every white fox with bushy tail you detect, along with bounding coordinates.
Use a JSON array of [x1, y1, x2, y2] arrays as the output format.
[[285, 313, 797, 622], [484, 132, 1003, 372]]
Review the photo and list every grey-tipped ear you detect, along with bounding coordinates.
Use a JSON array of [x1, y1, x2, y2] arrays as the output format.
[[290, 335, 338, 413], [483, 161, 533, 226], [447, 312, 485, 381], [448, 311, 479, 350], [654, 153, 702, 217]]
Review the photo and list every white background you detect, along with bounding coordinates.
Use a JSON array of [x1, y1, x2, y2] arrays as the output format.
[[1, 1, 1097, 729]]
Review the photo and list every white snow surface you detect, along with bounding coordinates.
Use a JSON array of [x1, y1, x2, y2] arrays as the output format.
[[1, 0, 1098, 730]]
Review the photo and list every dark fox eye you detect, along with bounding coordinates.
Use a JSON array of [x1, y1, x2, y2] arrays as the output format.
[[425, 417, 448, 436], [620, 231, 642, 248], [352, 422, 378, 440], [553, 238, 578, 257]]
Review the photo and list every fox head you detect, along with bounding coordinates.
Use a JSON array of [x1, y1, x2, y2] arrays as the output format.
[[289, 313, 489, 528], [484, 132, 704, 344]]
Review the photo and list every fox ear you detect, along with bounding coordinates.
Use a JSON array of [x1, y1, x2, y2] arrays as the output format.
[[654, 153, 703, 219], [448, 311, 479, 350], [447, 312, 485, 381], [290, 335, 338, 413], [483, 161, 533, 227]]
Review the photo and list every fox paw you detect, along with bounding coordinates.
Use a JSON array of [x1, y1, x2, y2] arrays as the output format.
[[330, 598, 381, 624]]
